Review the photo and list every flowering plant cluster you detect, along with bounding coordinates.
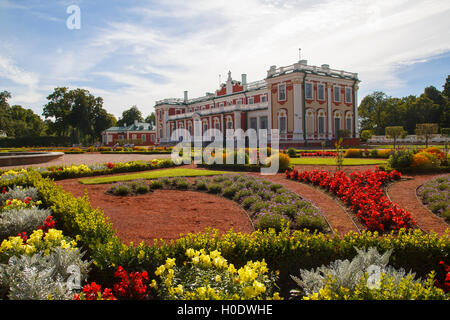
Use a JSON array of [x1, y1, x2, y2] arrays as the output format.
[[435, 261, 450, 293], [154, 248, 281, 300], [1, 197, 42, 211], [74, 282, 116, 300], [286, 168, 414, 232], [75, 266, 151, 300], [298, 151, 337, 157], [418, 175, 449, 221]]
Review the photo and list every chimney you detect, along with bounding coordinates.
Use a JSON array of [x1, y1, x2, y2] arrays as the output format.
[[184, 91, 188, 102], [134, 119, 139, 126], [241, 74, 247, 90]]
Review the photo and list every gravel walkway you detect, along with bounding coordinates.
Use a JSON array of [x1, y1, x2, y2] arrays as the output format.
[[387, 173, 450, 236]]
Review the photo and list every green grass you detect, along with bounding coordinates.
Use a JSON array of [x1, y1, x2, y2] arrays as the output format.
[[79, 168, 228, 185], [290, 157, 387, 166]]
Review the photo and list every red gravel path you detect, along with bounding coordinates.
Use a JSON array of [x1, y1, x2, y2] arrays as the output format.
[[55, 178, 253, 244], [387, 173, 450, 236]]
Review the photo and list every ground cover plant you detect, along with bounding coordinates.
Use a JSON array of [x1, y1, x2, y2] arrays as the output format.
[[1, 170, 449, 300], [286, 168, 414, 233], [290, 157, 387, 166], [79, 168, 228, 185], [418, 175, 450, 222]]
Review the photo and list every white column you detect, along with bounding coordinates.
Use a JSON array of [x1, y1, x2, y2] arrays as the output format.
[[327, 85, 332, 140], [293, 80, 303, 140], [354, 88, 359, 138], [267, 86, 272, 143], [234, 111, 241, 130]]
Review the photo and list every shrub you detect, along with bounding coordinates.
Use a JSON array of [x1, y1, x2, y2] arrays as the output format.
[[267, 153, 291, 171], [295, 214, 328, 233], [344, 149, 362, 158], [111, 184, 131, 196], [0, 186, 40, 203], [287, 148, 297, 158], [0, 248, 91, 300], [290, 247, 447, 300], [206, 183, 222, 194], [193, 179, 207, 191], [411, 152, 439, 171], [149, 180, 163, 189], [222, 186, 238, 199], [155, 249, 281, 300], [255, 214, 286, 232], [388, 150, 414, 171], [241, 196, 260, 210], [174, 179, 189, 190]]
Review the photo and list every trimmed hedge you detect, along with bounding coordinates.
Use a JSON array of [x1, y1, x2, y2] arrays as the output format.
[[0, 136, 72, 148]]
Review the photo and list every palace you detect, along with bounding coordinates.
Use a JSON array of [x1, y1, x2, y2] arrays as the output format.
[[155, 56, 361, 148]]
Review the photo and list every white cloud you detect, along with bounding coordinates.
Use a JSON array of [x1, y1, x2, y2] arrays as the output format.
[[1, 0, 450, 117]]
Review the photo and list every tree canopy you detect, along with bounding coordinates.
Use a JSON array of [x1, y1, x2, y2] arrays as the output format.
[[358, 77, 450, 135], [0, 91, 47, 138], [43, 87, 116, 144], [117, 105, 144, 127]]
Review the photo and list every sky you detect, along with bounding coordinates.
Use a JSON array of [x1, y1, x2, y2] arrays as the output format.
[[0, 0, 449, 120]]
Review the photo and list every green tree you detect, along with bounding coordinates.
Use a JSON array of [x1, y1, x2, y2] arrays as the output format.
[[415, 123, 439, 148], [145, 112, 155, 125], [0, 91, 12, 136], [385, 126, 407, 150], [358, 91, 392, 135], [43, 87, 113, 145], [117, 106, 143, 127], [443, 75, 450, 98]]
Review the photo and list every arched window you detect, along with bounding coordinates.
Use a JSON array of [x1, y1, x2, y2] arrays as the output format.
[[334, 111, 342, 137], [318, 109, 326, 135], [345, 112, 353, 134], [226, 116, 233, 130], [214, 118, 220, 130], [278, 109, 287, 134]]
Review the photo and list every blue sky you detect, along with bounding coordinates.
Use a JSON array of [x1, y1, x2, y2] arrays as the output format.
[[0, 0, 449, 119]]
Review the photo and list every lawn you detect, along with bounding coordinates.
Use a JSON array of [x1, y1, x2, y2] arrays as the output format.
[[78, 168, 228, 184], [290, 157, 387, 166]]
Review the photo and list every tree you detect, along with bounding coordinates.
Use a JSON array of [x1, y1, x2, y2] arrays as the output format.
[[117, 106, 143, 127], [145, 112, 155, 125], [43, 87, 113, 144], [385, 126, 407, 150], [360, 130, 373, 142], [443, 75, 450, 98], [358, 91, 393, 135], [415, 123, 438, 148], [0, 91, 12, 136]]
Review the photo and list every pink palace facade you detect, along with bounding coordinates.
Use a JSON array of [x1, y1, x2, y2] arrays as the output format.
[[154, 57, 360, 147]]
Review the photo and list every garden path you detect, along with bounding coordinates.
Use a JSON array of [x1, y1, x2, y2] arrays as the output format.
[[246, 172, 360, 236], [387, 173, 450, 236]]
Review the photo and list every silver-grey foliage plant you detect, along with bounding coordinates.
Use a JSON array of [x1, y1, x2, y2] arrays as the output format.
[[0, 186, 40, 203], [0, 247, 91, 300], [0, 208, 51, 239], [290, 247, 416, 298]]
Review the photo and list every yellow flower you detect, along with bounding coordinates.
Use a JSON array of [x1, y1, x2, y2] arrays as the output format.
[[215, 275, 221, 282], [165, 258, 176, 269], [155, 265, 166, 276]]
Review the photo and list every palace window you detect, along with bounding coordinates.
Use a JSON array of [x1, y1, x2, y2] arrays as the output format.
[[250, 117, 257, 130], [305, 83, 313, 99], [248, 97, 254, 104], [345, 87, 352, 103], [260, 116, 268, 130], [318, 84, 325, 101], [142, 134, 146, 142], [278, 84, 286, 101], [334, 86, 341, 102], [261, 95, 267, 103], [318, 110, 325, 134]]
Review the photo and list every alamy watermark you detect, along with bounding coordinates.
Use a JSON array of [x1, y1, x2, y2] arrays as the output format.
[[170, 128, 280, 175], [66, 5, 81, 30]]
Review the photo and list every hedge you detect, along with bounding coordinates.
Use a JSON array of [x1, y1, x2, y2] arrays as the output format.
[[0, 136, 72, 148]]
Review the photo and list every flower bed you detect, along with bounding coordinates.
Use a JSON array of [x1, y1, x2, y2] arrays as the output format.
[[1, 171, 449, 300], [286, 168, 415, 233], [106, 174, 329, 234], [418, 175, 450, 222], [0, 158, 175, 182]]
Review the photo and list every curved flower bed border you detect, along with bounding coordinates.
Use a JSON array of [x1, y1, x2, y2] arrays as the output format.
[[286, 168, 416, 233]]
